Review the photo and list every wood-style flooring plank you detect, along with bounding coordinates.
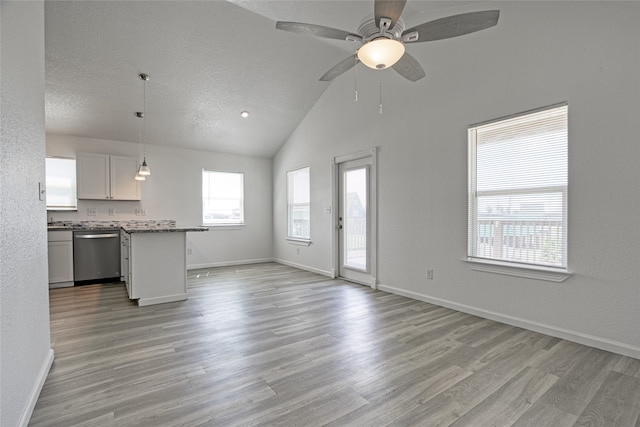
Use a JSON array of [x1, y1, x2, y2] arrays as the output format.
[[573, 371, 640, 426], [30, 262, 640, 427]]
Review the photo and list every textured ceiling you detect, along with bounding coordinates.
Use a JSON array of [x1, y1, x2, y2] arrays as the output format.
[[45, 1, 482, 158]]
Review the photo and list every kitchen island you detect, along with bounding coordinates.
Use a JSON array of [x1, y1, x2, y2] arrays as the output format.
[[120, 223, 207, 306], [48, 220, 207, 306]]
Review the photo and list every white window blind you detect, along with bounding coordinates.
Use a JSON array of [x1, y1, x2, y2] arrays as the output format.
[[468, 103, 568, 268], [46, 157, 77, 210], [287, 167, 310, 240], [202, 170, 244, 225]]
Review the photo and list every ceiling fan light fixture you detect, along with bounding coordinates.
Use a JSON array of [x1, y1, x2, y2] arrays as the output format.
[[357, 38, 405, 70]]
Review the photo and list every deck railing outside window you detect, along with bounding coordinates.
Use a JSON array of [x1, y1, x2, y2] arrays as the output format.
[[475, 219, 564, 267]]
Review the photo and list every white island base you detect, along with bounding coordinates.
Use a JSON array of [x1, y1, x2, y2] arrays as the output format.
[[125, 231, 189, 306]]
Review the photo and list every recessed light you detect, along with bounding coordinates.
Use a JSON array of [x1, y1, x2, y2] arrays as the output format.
[[240, 111, 249, 118]]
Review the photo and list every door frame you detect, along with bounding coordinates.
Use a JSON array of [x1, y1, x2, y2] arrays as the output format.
[[331, 147, 377, 288]]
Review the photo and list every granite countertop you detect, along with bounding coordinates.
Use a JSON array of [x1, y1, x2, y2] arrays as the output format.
[[120, 224, 208, 233], [47, 220, 207, 233]]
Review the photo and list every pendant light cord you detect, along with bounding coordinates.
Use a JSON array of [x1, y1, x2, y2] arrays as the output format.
[[139, 114, 143, 163], [142, 77, 146, 161]]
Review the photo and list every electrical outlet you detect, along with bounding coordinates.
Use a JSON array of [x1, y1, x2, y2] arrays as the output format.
[[109, 208, 116, 216], [296, 247, 300, 255], [87, 208, 97, 216], [187, 248, 192, 255], [141, 208, 147, 216], [427, 269, 434, 280], [135, 209, 141, 216]]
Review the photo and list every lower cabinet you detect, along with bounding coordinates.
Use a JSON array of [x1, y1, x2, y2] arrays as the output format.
[[125, 231, 188, 306], [121, 230, 131, 296], [48, 231, 74, 288]]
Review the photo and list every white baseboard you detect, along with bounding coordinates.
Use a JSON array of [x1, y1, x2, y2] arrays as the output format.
[[378, 284, 640, 360], [273, 258, 334, 278], [48, 281, 73, 289], [137, 293, 188, 307], [187, 258, 274, 270], [19, 348, 54, 427]]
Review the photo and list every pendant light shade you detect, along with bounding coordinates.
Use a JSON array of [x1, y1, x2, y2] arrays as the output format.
[[357, 38, 405, 70], [139, 158, 150, 175]]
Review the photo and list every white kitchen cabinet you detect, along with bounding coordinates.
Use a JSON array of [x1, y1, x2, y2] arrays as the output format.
[[125, 231, 188, 306], [48, 231, 74, 288], [120, 230, 131, 296], [110, 155, 141, 200], [77, 153, 141, 200]]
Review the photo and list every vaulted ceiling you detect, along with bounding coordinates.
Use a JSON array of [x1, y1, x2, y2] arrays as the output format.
[[45, 1, 483, 158]]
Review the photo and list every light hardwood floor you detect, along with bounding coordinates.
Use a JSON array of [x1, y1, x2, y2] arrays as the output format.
[[31, 263, 640, 426]]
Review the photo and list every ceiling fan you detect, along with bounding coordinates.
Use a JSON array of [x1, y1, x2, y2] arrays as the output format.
[[276, 0, 499, 82]]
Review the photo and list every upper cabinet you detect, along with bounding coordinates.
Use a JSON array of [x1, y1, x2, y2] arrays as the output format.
[[77, 153, 141, 200], [109, 155, 141, 200]]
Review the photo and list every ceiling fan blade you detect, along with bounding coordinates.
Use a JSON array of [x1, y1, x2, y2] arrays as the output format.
[[403, 10, 499, 43], [391, 53, 426, 82], [319, 55, 359, 81], [374, 0, 407, 30], [276, 21, 362, 41]]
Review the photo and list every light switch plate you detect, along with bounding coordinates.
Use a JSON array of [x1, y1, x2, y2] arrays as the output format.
[[87, 208, 97, 216]]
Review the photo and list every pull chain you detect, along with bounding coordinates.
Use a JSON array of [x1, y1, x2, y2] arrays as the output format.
[[379, 70, 383, 114], [354, 55, 358, 103]]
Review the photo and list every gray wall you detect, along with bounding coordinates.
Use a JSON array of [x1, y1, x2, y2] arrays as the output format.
[[273, 2, 640, 356], [1, 2, 54, 426]]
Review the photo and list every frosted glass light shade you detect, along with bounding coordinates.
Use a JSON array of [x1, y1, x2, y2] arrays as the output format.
[[139, 158, 151, 176], [135, 172, 146, 181], [357, 38, 405, 70]]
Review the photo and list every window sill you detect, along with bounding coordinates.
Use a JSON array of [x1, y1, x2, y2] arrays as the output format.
[[463, 257, 572, 283], [287, 238, 312, 246]]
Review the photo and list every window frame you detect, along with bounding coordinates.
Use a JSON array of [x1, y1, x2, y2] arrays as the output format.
[[466, 103, 571, 281], [45, 156, 77, 211], [286, 166, 311, 242], [202, 169, 245, 226]]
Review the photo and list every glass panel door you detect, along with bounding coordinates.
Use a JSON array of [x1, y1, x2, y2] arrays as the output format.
[[343, 166, 368, 271], [338, 156, 373, 285]]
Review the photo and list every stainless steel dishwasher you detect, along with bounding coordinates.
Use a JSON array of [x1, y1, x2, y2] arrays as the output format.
[[73, 229, 121, 284]]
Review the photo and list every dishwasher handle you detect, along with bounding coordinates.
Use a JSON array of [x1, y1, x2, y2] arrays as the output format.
[[75, 233, 119, 239]]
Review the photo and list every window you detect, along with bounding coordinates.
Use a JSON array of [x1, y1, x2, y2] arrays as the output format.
[[46, 157, 77, 210], [287, 166, 310, 240], [468, 103, 568, 269], [202, 170, 244, 225]]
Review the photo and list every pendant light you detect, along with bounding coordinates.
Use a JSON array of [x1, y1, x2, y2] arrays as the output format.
[[137, 73, 151, 177], [134, 111, 146, 181]]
